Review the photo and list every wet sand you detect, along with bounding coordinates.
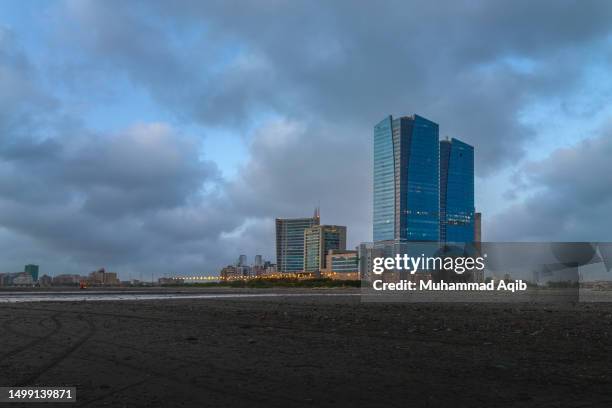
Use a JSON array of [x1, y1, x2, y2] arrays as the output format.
[[1, 289, 612, 407]]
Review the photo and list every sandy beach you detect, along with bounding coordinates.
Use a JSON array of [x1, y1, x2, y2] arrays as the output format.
[[1, 289, 612, 407]]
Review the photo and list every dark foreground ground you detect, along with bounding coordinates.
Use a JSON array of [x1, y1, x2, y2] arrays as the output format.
[[1, 290, 612, 407]]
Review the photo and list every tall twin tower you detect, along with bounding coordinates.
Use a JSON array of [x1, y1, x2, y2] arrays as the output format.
[[373, 114, 475, 243]]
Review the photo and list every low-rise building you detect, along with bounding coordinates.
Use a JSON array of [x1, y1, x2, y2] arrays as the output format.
[[38, 275, 53, 287], [322, 250, 359, 280], [52, 274, 83, 286], [0, 272, 28, 286], [12, 272, 34, 286], [263, 262, 277, 275], [220, 265, 239, 280], [88, 268, 120, 286]]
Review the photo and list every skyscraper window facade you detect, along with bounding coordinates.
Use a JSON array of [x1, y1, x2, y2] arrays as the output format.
[[440, 138, 475, 242], [276, 214, 320, 273], [25, 264, 39, 281], [304, 225, 347, 274], [373, 116, 395, 242], [373, 114, 440, 243]]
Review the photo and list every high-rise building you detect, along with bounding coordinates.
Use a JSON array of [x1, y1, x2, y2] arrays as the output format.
[[24, 264, 39, 281], [304, 225, 347, 274], [237, 255, 247, 267], [440, 138, 475, 242], [276, 211, 320, 273], [373, 114, 440, 243], [254, 255, 263, 267]]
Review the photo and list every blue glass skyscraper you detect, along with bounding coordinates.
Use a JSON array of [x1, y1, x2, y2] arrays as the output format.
[[440, 138, 474, 242], [373, 114, 440, 243]]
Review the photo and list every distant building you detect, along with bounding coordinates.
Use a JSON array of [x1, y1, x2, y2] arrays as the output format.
[[276, 210, 320, 273], [52, 274, 83, 286], [88, 268, 120, 286], [12, 272, 34, 286], [440, 138, 475, 242], [474, 212, 482, 242], [129, 279, 148, 286], [263, 262, 277, 275], [323, 250, 359, 280], [38, 274, 52, 287], [373, 114, 440, 243], [358, 242, 384, 282], [237, 255, 247, 267], [220, 265, 239, 280], [0, 272, 33, 286], [252, 256, 264, 276], [25, 264, 39, 281], [304, 225, 347, 275], [1, 273, 11, 286], [237, 265, 251, 277]]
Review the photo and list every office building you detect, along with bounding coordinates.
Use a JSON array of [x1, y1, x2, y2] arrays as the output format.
[[373, 114, 440, 243], [253, 255, 264, 276], [276, 210, 320, 273], [237, 255, 247, 267], [323, 250, 359, 280], [440, 138, 475, 242], [220, 265, 239, 280], [25, 264, 39, 281], [12, 272, 34, 286], [89, 268, 120, 286], [304, 225, 347, 274]]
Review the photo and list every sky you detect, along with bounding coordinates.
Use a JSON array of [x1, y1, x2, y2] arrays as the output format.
[[1, 0, 612, 278]]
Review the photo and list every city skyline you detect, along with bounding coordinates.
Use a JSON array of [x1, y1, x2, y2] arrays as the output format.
[[1, 2, 612, 278]]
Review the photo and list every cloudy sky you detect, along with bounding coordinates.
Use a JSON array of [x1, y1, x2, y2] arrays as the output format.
[[1, 0, 612, 278]]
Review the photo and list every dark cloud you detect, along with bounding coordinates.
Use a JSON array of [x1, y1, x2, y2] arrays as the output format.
[[58, 0, 612, 171], [489, 130, 612, 241], [0, 124, 240, 276], [1, 1, 612, 277], [0, 25, 253, 277], [0, 27, 58, 138], [225, 119, 371, 245]]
